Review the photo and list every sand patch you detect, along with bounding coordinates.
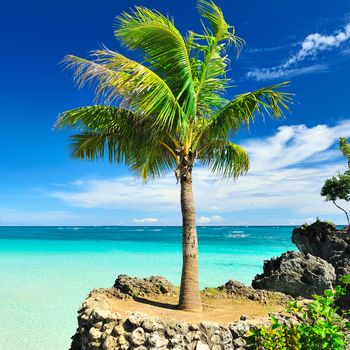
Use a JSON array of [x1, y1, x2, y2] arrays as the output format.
[[105, 294, 283, 324]]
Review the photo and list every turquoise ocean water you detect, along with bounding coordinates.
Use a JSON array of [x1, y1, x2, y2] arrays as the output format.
[[0, 226, 296, 349]]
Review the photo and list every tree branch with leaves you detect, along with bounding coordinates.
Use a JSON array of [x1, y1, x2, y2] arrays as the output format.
[[321, 138, 350, 230]]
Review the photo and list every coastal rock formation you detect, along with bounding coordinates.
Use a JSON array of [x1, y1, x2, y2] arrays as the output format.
[[70, 287, 297, 350], [204, 279, 293, 305], [113, 275, 177, 298], [252, 251, 336, 298], [292, 221, 350, 279]]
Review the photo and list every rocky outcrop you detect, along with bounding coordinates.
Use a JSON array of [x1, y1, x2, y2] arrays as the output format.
[[252, 251, 336, 298], [292, 221, 349, 260], [292, 221, 350, 279], [203, 280, 293, 305], [113, 275, 177, 298], [70, 287, 297, 350]]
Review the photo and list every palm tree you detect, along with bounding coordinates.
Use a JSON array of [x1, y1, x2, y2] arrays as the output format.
[[55, 0, 291, 311]]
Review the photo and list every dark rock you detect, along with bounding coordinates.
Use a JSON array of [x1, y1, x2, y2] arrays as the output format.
[[252, 251, 336, 298], [292, 221, 349, 261], [113, 274, 177, 297], [292, 221, 350, 280], [69, 329, 81, 350], [209, 279, 292, 305]]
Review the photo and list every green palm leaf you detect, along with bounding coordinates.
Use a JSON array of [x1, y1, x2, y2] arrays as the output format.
[[209, 82, 292, 138], [115, 6, 195, 118], [55, 105, 176, 179], [55, 106, 145, 162], [131, 143, 177, 180], [199, 139, 250, 178], [193, 1, 244, 117], [197, 0, 243, 46], [63, 52, 184, 130]]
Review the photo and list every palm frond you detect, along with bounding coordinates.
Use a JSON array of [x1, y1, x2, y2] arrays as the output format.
[[195, 54, 230, 117], [197, 0, 244, 47], [68, 132, 120, 163], [62, 51, 184, 130], [199, 139, 249, 179], [55, 106, 147, 162], [55, 105, 177, 179], [131, 142, 177, 180], [115, 7, 195, 117], [209, 82, 292, 138], [191, 1, 244, 117], [55, 105, 129, 131], [57, 3, 293, 184]]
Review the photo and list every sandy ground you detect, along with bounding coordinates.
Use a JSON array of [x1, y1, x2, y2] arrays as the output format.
[[107, 295, 283, 324]]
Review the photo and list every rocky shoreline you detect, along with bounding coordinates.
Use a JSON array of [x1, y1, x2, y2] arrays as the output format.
[[252, 221, 350, 302]]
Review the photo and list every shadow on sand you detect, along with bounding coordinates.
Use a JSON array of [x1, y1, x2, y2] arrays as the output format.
[[133, 296, 178, 310]]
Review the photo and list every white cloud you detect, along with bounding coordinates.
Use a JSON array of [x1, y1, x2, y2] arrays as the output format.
[[198, 216, 210, 224], [247, 23, 350, 81], [285, 24, 350, 65], [304, 217, 316, 224], [246, 64, 327, 81], [198, 215, 223, 224], [50, 120, 350, 225], [133, 217, 159, 223]]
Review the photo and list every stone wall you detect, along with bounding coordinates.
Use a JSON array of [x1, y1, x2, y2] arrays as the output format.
[[70, 288, 294, 350]]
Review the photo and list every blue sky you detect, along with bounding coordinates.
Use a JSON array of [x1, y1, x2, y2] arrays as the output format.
[[1, 0, 350, 225]]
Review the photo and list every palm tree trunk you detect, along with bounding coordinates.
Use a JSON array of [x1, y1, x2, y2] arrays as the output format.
[[178, 168, 202, 311]]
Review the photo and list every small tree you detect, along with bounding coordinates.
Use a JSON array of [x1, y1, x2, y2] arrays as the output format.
[[321, 138, 350, 228], [321, 173, 350, 227]]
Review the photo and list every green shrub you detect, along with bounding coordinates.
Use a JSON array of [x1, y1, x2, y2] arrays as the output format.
[[326, 220, 337, 230], [247, 280, 350, 350]]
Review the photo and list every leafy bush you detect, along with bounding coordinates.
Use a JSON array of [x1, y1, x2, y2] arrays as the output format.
[[326, 220, 337, 229], [247, 279, 350, 350]]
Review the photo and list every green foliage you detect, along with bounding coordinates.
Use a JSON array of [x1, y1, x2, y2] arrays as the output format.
[[339, 137, 350, 169], [202, 287, 222, 297], [56, 0, 291, 181], [248, 281, 350, 350], [321, 138, 350, 226], [295, 287, 348, 350], [326, 220, 337, 229], [248, 317, 301, 350], [321, 173, 350, 202]]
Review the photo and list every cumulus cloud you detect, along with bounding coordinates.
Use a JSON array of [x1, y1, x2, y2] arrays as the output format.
[[286, 24, 350, 65], [304, 217, 316, 224], [133, 217, 159, 223], [247, 23, 350, 81], [198, 216, 210, 224], [50, 120, 350, 225], [197, 215, 223, 224]]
